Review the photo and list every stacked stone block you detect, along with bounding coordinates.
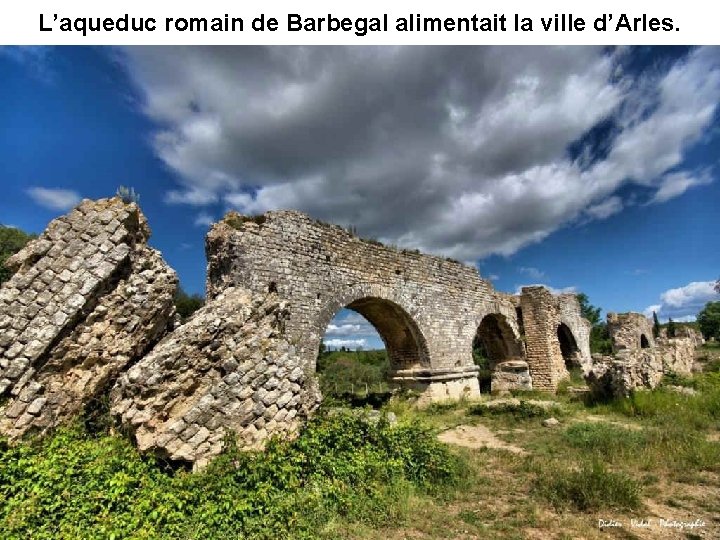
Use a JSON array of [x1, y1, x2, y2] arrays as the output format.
[[0, 198, 177, 439], [111, 287, 319, 468]]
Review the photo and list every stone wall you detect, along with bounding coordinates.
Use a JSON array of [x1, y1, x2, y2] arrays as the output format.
[[111, 287, 318, 468], [206, 211, 591, 395], [668, 325, 704, 347], [586, 312, 697, 398], [607, 312, 655, 352], [585, 351, 665, 398], [519, 287, 592, 390], [0, 200, 596, 466], [0, 198, 177, 439], [655, 337, 696, 374]]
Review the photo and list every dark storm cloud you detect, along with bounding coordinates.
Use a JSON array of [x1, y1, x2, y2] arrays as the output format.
[[121, 46, 720, 261]]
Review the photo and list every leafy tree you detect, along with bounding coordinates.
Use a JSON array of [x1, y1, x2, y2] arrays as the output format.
[[174, 287, 204, 320], [697, 301, 720, 340], [576, 293, 601, 326], [0, 225, 37, 286], [576, 293, 612, 354], [652, 311, 661, 339], [590, 324, 612, 355], [316, 348, 389, 397], [667, 317, 676, 338]]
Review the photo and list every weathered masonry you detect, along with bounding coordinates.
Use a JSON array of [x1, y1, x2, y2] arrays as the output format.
[[1, 198, 593, 465], [586, 311, 699, 398], [206, 211, 592, 400]]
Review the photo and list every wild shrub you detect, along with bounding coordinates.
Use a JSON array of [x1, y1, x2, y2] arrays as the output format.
[[317, 350, 390, 398], [610, 377, 719, 431], [0, 409, 462, 539], [533, 460, 642, 511], [0, 225, 37, 286], [588, 374, 720, 474], [661, 370, 696, 388]]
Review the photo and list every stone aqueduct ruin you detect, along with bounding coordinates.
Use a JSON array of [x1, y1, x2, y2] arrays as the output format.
[[0, 197, 694, 466], [205, 210, 592, 399]]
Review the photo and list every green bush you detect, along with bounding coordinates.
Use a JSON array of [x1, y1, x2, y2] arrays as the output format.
[[0, 410, 462, 539], [661, 371, 696, 388], [174, 287, 205, 321], [0, 225, 36, 285], [533, 460, 641, 511]]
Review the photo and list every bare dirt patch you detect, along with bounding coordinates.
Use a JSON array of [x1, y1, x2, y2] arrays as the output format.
[[438, 424, 527, 455]]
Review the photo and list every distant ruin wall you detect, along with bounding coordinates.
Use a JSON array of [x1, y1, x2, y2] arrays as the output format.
[[607, 312, 655, 352], [587, 312, 696, 397]]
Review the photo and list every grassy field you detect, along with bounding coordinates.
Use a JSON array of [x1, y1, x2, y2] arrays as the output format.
[[1, 347, 718, 539]]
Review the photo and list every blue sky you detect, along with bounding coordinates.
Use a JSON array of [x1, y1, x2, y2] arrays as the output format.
[[1, 46, 718, 350]]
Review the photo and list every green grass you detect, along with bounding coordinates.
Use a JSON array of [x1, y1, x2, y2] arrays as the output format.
[[3, 358, 720, 539], [563, 422, 647, 455], [533, 460, 642, 511]]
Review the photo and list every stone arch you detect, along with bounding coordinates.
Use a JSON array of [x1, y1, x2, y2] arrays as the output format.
[[557, 322, 581, 370], [640, 334, 650, 349], [473, 313, 524, 369], [313, 284, 431, 373], [472, 312, 528, 392]]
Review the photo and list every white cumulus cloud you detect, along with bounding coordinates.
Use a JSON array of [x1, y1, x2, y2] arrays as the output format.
[[324, 338, 368, 350], [518, 266, 546, 280], [193, 212, 215, 227], [644, 280, 719, 321], [26, 187, 81, 211]]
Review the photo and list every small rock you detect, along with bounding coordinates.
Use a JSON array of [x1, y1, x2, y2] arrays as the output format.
[[667, 385, 697, 396], [542, 417, 560, 427]]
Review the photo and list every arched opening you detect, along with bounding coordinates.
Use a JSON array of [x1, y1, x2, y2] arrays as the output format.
[[473, 314, 525, 392], [557, 323, 581, 371], [316, 297, 429, 404], [640, 334, 650, 349]]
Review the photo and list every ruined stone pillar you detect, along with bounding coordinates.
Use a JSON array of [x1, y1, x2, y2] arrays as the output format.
[[519, 286, 567, 391]]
